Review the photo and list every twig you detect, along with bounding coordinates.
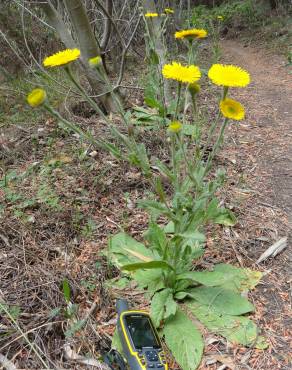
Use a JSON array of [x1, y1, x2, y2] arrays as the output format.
[[256, 237, 288, 264]]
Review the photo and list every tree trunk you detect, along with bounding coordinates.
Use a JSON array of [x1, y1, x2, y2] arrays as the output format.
[[42, 0, 119, 113]]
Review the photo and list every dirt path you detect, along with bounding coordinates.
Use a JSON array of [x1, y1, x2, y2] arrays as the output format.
[[216, 40, 292, 370], [222, 40, 292, 224]]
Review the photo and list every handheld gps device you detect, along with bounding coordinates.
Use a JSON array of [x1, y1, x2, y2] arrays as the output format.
[[116, 299, 168, 370]]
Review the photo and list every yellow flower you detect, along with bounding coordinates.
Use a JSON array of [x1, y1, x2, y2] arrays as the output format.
[[175, 29, 208, 39], [217, 15, 224, 20], [220, 98, 245, 120], [162, 62, 201, 84], [208, 64, 250, 87], [43, 48, 80, 68], [165, 8, 174, 14], [145, 12, 158, 17], [168, 121, 182, 133], [27, 88, 47, 107], [89, 56, 102, 67]]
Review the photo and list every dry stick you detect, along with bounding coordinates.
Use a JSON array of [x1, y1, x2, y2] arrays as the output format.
[[0, 303, 54, 369], [115, 14, 142, 88], [94, 0, 125, 49]]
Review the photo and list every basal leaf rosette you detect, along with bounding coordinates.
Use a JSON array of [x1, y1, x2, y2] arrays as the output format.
[[208, 64, 250, 87], [43, 48, 80, 68], [162, 62, 201, 84], [220, 98, 245, 120], [27, 88, 47, 107], [175, 29, 208, 39]]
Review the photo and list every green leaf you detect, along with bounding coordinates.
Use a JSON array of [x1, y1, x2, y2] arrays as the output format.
[[144, 222, 167, 254], [149, 49, 160, 65], [185, 286, 254, 315], [182, 124, 196, 136], [122, 260, 174, 272], [65, 319, 85, 337], [177, 270, 234, 286], [134, 269, 165, 295], [187, 301, 268, 349], [111, 327, 124, 354], [109, 232, 156, 268], [138, 199, 169, 215], [164, 221, 174, 233], [62, 279, 71, 303], [151, 288, 173, 327], [163, 309, 204, 370], [174, 291, 188, 300], [213, 207, 237, 226], [213, 264, 263, 292], [165, 294, 177, 319]]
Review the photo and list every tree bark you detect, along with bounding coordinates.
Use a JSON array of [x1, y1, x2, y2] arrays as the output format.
[[42, 0, 119, 113]]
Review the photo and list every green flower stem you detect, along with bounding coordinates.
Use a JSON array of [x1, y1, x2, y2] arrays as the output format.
[[204, 117, 229, 175], [178, 133, 199, 189], [64, 66, 109, 123], [171, 134, 179, 191], [174, 82, 182, 120], [93, 66, 128, 124], [223, 86, 229, 99], [44, 104, 124, 159]]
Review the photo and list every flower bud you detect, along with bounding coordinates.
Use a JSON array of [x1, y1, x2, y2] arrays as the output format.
[[27, 88, 47, 107], [188, 83, 200, 95], [89, 56, 102, 67], [168, 121, 182, 133]]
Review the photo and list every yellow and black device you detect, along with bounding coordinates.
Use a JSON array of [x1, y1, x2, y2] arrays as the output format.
[[116, 300, 168, 370]]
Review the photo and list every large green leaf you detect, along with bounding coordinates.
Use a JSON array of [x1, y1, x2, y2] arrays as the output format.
[[213, 264, 263, 292], [134, 269, 165, 295], [122, 260, 174, 272], [177, 270, 236, 286], [187, 301, 268, 349], [151, 288, 176, 327], [186, 286, 254, 315], [163, 309, 204, 370], [108, 232, 156, 268], [177, 264, 263, 293]]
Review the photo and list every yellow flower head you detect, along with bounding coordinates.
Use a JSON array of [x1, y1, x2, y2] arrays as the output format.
[[162, 62, 201, 84], [217, 15, 224, 20], [145, 12, 158, 17], [27, 88, 47, 107], [168, 121, 182, 133], [175, 29, 208, 39], [89, 56, 102, 67], [43, 48, 80, 68], [208, 64, 250, 87], [165, 8, 174, 14], [220, 98, 245, 120]]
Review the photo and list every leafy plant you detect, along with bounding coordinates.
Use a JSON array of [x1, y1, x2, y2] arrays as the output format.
[[26, 20, 267, 368]]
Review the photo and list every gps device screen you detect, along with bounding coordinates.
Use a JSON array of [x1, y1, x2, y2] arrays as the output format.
[[125, 315, 160, 349]]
